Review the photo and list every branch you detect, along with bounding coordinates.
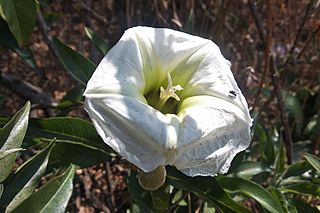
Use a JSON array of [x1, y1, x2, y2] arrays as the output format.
[[248, 0, 293, 163], [270, 56, 293, 164], [296, 24, 320, 59], [0, 72, 56, 108], [78, 0, 108, 25], [248, 0, 267, 110], [283, 1, 313, 67]]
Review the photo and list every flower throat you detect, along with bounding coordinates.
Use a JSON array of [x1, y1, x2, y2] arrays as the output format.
[[145, 72, 183, 114]]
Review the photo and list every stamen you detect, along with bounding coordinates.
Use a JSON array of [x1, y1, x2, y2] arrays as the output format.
[[158, 73, 183, 108]]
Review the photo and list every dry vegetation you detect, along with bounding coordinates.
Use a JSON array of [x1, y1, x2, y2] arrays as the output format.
[[0, 0, 319, 212]]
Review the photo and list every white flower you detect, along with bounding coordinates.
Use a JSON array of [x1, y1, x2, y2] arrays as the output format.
[[84, 26, 252, 189]]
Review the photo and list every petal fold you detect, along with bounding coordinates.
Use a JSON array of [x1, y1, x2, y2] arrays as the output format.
[[174, 96, 251, 176]]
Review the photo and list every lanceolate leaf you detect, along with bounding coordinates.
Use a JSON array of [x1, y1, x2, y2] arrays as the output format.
[[0, 184, 3, 198], [284, 92, 303, 134], [280, 182, 320, 196], [281, 160, 312, 179], [0, 19, 42, 76], [52, 37, 96, 86], [84, 27, 111, 55], [217, 176, 284, 213], [183, 9, 195, 34], [228, 161, 271, 179], [166, 167, 250, 213], [0, 102, 30, 182], [47, 142, 110, 172], [25, 117, 112, 153], [0, 148, 24, 160], [304, 153, 320, 173], [0, 0, 37, 46], [0, 142, 54, 212], [274, 141, 286, 175], [11, 164, 76, 213], [24, 117, 113, 172], [269, 187, 292, 213], [255, 123, 274, 164]]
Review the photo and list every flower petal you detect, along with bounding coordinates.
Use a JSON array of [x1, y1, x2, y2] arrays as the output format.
[[173, 96, 252, 177], [85, 94, 180, 172], [84, 26, 252, 178]]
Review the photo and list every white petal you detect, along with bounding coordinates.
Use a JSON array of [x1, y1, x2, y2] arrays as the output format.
[[85, 94, 180, 172], [84, 29, 145, 98], [173, 96, 251, 177], [85, 27, 211, 98], [84, 26, 252, 177]]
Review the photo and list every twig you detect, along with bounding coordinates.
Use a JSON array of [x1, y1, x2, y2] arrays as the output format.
[[248, 0, 265, 46], [296, 25, 320, 59], [37, 11, 52, 44], [270, 56, 293, 164], [283, 0, 313, 67], [187, 193, 192, 213], [0, 72, 56, 108], [252, 0, 272, 111], [248, 0, 267, 111], [165, 192, 188, 213], [105, 162, 116, 211], [153, 0, 167, 24], [248, 0, 293, 163], [37, 10, 59, 60], [78, 0, 108, 24]]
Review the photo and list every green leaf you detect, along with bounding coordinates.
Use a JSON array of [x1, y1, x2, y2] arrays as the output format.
[[0, 148, 24, 160], [84, 27, 111, 55], [183, 9, 194, 34], [269, 187, 292, 213], [25, 117, 111, 153], [47, 142, 110, 172], [0, 184, 3, 198], [284, 92, 303, 134], [150, 186, 171, 212], [289, 198, 320, 213], [0, 18, 42, 76], [11, 164, 76, 213], [0, 0, 37, 46], [304, 153, 320, 173], [229, 161, 271, 179], [24, 117, 113, 172], [274, 141, 286, 175], [0, 142, 54, 212], [281, 160, 312, 179], [51, 37, 96, 86], [166, 167, 250, 213], [0, 118, 8, 127], [0, 4, 4, 19], [203, 202, 216, 213], [55, 83, 84, 115], [280, 181, 320, 196], [127, 171, 170, 212], [255, 123, 274, 164], [217, 176, 284, 213], [127, 170, 154, 212], [0, 102, 30, 182], [59, 83, 84, 104]]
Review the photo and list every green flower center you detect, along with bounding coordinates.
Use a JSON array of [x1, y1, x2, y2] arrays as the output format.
[[145, 72, 183, 114]]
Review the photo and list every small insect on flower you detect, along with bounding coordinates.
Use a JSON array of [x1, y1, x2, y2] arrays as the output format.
[[84, 26, 252, 190], [228, 90, 237, 98]]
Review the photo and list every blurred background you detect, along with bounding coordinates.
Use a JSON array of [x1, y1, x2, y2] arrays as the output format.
[[0, 0, 319, 212]]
